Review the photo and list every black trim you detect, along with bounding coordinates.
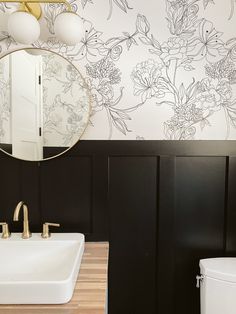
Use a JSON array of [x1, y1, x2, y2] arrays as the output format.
[[62, 140, 236, 157]]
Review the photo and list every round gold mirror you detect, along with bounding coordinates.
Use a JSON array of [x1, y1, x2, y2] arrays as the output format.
[[0, 48, 91, 161]]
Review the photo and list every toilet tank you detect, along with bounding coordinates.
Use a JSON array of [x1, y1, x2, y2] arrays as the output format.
[[200, 258, 236, 314]]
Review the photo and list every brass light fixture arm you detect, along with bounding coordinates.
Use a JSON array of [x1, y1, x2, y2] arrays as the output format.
[[0, 0, 73, 18], [0, 0, 72, 10]]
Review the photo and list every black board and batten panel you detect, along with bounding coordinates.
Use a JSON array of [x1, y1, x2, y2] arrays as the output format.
[[174, 157, 226, 314], [0, 141, 236, 314], [109, 156, 158, 314], [40, 156, 93, 234]]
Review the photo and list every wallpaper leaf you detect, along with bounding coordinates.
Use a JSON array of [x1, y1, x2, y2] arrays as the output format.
[[81, 0, 93, 8], [136, 14, 150, 35], [107, 0, 132, 20], [229, 0, 236, 20], [0, 32, 15, 50], [203, 0, 215, 9]]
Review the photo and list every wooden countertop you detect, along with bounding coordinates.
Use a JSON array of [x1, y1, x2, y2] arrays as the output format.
[[0, 242, 109, 314]]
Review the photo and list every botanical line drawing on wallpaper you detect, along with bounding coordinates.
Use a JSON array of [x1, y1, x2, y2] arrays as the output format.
[[42, 53, 90, 146], [0, 0, 236, 140], [203, 0, 236, 20], [106, 0, 132, 20], [228, 0, 236, 20], [0, 58, 10, 143], [80, 0, 132, 20], [130, 11, 236, 139]]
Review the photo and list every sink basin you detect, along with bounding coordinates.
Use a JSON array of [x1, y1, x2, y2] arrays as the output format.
[[0, 233, 84, 304]]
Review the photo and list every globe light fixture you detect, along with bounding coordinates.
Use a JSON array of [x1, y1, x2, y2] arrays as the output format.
[[8, 11, 40, 45], [2, 0, 84, 46], [54, 12, 84, 46]]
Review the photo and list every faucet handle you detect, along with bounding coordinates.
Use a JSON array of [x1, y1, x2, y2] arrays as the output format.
[[0, 222, 11, 239], [41, 222, 60, 239]]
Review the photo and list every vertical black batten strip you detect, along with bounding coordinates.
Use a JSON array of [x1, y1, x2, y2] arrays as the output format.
[[19, 161, 23, 201], [89, 154, 109, 241], [107, 155, 110, 241], [38, 161, 43, 225], [107, 154, 110, 314], [90, 156, 94, 235], [223, 156, 229, 255], [156, 156, 160, 313], [225, 156, 236, 255], [173, 156, 177, 314], [157, 156, 176, 314]]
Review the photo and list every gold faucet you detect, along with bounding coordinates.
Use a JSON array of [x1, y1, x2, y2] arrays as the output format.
[[0, 222, 11, 239], [13, 201, 31, 239], [41, 222, 60, 238]]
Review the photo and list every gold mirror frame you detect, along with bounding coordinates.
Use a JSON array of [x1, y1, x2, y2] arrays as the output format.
[[0, 47, 92, 162]]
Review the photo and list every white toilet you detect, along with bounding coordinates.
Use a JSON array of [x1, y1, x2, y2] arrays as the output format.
[[199, 258, 236, 314]]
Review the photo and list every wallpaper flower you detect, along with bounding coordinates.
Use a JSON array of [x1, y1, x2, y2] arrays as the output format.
[[0, 0, 236, 140], [42, 53, 90, 146]]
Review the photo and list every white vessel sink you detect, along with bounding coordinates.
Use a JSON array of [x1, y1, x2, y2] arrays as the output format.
[[0, 233, 84, 304]]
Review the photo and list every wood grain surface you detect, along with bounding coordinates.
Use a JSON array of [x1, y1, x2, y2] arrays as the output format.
[[0, 242, 109, 314]]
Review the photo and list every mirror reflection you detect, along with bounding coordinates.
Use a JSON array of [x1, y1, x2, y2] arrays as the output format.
[[0, 49, 90, 161]]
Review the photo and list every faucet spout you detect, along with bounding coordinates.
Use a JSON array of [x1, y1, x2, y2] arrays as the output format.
[[13, 201, 31, 239]]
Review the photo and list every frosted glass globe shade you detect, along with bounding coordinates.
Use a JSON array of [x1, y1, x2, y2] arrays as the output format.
[[8, 12, 40, 45], [54, 12, 84, 46]]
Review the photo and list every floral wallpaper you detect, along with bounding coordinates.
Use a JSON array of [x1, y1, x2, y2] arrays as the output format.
[[0, 56, 10, 144], [1, 0, 236, 140], [42, 53, 90, 146]]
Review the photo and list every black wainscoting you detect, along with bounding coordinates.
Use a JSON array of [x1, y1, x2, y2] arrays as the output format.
[[0, 141, 236, 314]]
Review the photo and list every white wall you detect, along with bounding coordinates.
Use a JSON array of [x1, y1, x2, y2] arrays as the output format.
[[0, 0, 236, 140]]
